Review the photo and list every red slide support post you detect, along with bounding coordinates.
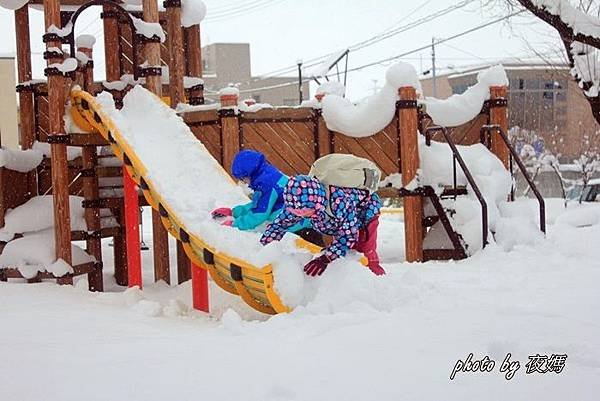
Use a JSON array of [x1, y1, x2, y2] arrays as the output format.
[[191, 263, 209, 312], [123, 169, 142, 288]]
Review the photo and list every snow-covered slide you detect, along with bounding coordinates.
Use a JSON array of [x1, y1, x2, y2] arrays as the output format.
[[69, 86, 324, 314]]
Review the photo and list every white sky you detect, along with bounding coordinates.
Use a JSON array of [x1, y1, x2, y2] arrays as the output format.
[[0, 0, 563, 100]]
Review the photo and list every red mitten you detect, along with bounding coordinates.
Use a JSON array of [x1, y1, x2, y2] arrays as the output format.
[[368, 261, 386, 276], [221, 218, 233, 227], [303, 255, 331, 277], [211, 207, 232, 218]]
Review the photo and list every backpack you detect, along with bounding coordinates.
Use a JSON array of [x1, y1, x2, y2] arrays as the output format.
[[309, 154, 381, 193]]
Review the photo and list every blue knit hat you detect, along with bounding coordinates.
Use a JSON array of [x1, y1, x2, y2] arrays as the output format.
[[284, 175, 327, 211]]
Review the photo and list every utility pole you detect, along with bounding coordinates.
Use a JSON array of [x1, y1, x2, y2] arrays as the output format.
[[431, 36, 437, 98], [297, 59, 303, 104]]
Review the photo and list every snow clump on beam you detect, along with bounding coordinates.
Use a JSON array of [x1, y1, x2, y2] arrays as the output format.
[[0, 148, 43, 173], [181, 0, 206, 27], [131, 16, 166, 43], [421, 64, 508, 127], [321, 62, 421, 138], [75, 34, 96, 49]]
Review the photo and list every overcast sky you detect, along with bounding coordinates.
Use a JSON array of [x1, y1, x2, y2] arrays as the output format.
[[0, 0, 562, 99]]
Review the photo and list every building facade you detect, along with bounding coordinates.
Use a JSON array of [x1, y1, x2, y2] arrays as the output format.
[[0, 55, 19, 149], [420, 63, 600, 159], [201, 43, 309, 106]]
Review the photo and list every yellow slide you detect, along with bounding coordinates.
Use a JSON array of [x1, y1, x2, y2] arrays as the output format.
[[70, 89, 325, 315]]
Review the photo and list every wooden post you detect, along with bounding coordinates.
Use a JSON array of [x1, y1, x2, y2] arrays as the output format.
[[123, 169, 142, 288], [489, 86, 509, 169], [14, 6, 37, 200], [141, 0, 171, 284], [43, 0, 73, 283], [220, 92, 240, 174], [113, 204, 128, 286], [14, 6, 35, 150], [166, 1, 185, 107], [191, 262, 209, 312], [102, 5, 120, 82], [398, 87, 423, 263], [185, 24, 204, 104], [164, 2, 191, 283], [77, 43, 103, 291]]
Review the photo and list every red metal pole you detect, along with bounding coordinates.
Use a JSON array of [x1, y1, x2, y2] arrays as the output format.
[[123, 169, 142, 288], [191, 263, 209, 312]]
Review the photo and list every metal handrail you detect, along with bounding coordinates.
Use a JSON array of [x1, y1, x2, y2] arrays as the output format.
[[425, 126, 488, 248], [480, 124, 546, 233]]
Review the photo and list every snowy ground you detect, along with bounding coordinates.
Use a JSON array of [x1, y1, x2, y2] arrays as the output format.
[[1, 201, 599, 401]]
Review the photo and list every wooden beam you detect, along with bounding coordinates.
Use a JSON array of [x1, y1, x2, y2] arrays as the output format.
[[398, 87, 423, 263], [220, 93, 241, 174], [43, 0, 73, 283], [164, 2, 190, 283], [184, 24, 203, 104], [489, 86, 509, 169], [143, 0, 171, 283], [102, 4, 120, 82]]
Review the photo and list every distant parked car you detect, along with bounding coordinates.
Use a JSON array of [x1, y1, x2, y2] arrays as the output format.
[[567, 179, 600, 202]]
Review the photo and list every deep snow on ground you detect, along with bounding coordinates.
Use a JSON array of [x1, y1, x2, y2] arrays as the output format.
[[1, 202, 599, 401]]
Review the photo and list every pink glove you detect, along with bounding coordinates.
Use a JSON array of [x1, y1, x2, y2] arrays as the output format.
[[304, 254, 331, 277], [212, 207, 232, 218], [368, 262, 386, 276], [221, 219, 233, 227]]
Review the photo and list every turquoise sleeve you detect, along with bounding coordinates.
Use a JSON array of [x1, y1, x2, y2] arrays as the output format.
[[232, 202, 254, 218], [233, 189, 279, 230]]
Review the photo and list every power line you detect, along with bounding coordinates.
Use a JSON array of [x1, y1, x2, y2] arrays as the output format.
[[234, 0, 479, 89], [205, 0, 287, 22], [229, 11, 524, 94]]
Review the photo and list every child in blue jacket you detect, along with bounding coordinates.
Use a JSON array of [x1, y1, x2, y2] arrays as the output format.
[[212, 150, 319, 242], [260, 175, 385, 277]]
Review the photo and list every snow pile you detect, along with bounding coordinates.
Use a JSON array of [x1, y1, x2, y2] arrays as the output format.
[[0, 229, 93, 278], [0, 147, 43, 172], [418, 135, 512, 252], [75, 34, 96, 49], [0, 195, 87, 240], [32, 141, 82, 161], [533, 0, 600, 38], [48, 58, 78, 74], [0, 0, 28, 9], [238, 101, 273, 113], [421, 65, 508, 127], [181, 0, 206, 27], [321, 62, 421, 137], [131, 16, 166, 43], [218, 86, 240, 97]]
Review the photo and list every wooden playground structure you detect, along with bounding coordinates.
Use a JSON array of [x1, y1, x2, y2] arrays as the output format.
[[0, 0, 546, 315]]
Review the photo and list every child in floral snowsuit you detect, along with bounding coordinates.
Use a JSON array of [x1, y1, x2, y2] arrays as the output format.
[[260, 175, 385, 276]]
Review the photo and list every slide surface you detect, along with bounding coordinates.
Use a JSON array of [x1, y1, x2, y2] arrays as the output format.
[[70, 86, 323, 314]]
